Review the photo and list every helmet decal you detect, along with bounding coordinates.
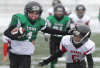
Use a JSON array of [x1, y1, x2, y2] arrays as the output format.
[[32, 6, 40, 11]]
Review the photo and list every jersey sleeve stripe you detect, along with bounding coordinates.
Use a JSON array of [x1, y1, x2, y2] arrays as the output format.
[[66, 21, 70, 28], [3, 43, 8, 56], [61, 45, 67, 53], [70, 18, 73, 23], [84, 46, 95, 55], [86, 20, 90, 25], [65, 11, 67, 15]]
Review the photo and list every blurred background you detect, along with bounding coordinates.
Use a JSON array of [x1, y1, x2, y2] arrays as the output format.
[[0, 0, 100, 33], [0, 0, 100, 68]]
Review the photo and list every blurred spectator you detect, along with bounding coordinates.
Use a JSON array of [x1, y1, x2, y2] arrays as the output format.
[[69, 5, 90, 28], [47, 0, 71, 16]]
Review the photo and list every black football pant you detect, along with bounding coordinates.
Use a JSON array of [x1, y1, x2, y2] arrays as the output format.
[[66, 60, 87, 68], [9, 51, 31, 68]]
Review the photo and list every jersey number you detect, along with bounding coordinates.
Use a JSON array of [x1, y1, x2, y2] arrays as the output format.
[[53, 26, 62, 30], [27, 32, 33, 40], [53, 26, 63, 37], [72, 55, 80, 62]]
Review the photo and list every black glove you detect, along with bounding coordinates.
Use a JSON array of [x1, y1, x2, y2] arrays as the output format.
[[38, 61, 45, 67], [38, 59, 49, 67]]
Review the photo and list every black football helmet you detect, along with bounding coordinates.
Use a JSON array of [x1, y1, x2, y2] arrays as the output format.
[[71, 25, 91, 47], [52, 0, 61, 6], [76, 5, 85, 18], [54, 4, 65, 21], [24, 1, 43, 19]]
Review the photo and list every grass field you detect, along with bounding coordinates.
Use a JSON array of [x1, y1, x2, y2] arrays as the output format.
[[0, 32, 100, 68]]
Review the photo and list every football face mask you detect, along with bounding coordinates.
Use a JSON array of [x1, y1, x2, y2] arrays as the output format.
[[28, 11, 39, 20], [77, 9, 85, 18], [71, 25, 91, 45], [55, 11, 63, 18]]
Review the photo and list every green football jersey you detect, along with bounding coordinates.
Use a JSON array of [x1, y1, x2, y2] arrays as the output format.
[[99, 15, 100, 21], [11, 13, 46, 42], [46, 15, 71, 38]]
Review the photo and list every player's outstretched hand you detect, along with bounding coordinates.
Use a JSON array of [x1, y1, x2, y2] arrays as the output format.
[[38, 61, 45, 67], [68, 28, 75, 35]]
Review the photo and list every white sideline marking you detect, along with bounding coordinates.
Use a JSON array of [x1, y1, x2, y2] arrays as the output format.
[[42, 57, 100, 62], [31, 56, 100, 62], [0, 57, 100, 68]]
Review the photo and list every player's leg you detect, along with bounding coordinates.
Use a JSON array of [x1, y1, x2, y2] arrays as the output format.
[[19, 55, 31, 68], [67, 60, 87, 68], [9, 52, 19, 68], [49, 38, 56, 68], [55, 39, 63, 57], [55, 40, 61, 64], [66, 63, 75, 68], [78, 60, 87, 68]]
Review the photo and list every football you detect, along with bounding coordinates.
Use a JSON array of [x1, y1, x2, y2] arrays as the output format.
[[11, 27, 26, 35]]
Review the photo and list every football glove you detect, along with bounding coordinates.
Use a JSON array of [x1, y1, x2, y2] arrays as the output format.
[[38, 59, 50, 67], [38, 61, 45, 67]]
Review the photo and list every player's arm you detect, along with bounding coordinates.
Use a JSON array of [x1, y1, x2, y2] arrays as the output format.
[[3, 43, 8, 56], [86, 16, 90, 26], [85, 45, 95, 68], [38, 38, 67, 67], [2, 35, 11, 62], [38, 50, 64, 67], [41, 27, 73, 35], [65, 20, 71, 30], [86, 54, 94, 68], [4, 15, 22, 40], [40, 18, 74, 35], [3, 43, 8, 63], [32, 40, 35, 45]]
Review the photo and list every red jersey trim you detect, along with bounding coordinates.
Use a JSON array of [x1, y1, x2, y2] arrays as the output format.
[[65, 11, 67, 15], [84, 46, 94, 55], [49, 13, 52, 15], [86, 20, 90, 25], [70, 18, 73, 23], [61, 45, 67, 53]]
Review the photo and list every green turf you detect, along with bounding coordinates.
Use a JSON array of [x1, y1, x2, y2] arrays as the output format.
[[0, 32, 100, 68]]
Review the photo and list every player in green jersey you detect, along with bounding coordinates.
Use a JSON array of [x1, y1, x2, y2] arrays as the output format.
[[4, 1, 73, 68], [98, 14, 100, 22], [44, 4, 71, 68]]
